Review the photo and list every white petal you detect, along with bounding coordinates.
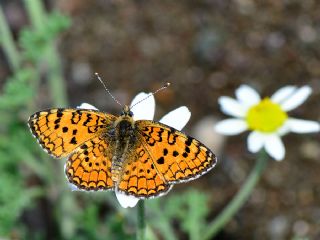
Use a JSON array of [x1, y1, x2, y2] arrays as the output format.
[[67, 183, 80, 191], [247, 131, 265, 153], [286, 118, 320, 133], [218, 96, 247, 118], [264, 134, 285, 161], [235, 85, 261, 107], [271, 86, 297, 104], [115, 191, 139, 208], [280, 86, 312, 111], [277, 122, 291, 136], [159, 106, 191, 131], [215, 119, 248, 135], [130, 92, 155, 120], [77, 103, 98, 110]]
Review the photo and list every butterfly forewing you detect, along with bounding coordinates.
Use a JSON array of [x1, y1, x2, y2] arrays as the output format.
[[28, 108, 115, 157], [136, 120, 217, 184]]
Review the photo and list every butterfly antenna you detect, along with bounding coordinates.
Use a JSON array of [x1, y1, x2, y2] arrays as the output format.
[[130, 82, 171, 109], [95, 72, 122, 107]]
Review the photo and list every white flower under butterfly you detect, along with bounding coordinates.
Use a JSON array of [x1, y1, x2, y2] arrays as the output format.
[[215, 85, 320, 161], [74, 92, 191, 208]]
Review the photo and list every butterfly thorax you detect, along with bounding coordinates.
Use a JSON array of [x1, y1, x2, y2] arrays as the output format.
[[111, 105, 136, 183]]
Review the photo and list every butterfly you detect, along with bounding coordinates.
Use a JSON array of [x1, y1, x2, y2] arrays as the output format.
[[28, 103, 217, 199]]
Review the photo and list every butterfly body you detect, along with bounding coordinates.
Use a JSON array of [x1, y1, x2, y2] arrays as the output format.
[[28, 105, 216, 199], [107, 105, 137, 183]]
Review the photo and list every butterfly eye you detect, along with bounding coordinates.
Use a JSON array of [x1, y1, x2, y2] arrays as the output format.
[[120, 109, 133, 117]]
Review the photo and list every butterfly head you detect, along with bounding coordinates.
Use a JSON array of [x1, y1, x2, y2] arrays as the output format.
[[121, 105, 134, 118]]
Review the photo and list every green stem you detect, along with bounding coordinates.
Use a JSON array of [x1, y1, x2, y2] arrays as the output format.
[[23, 0, 68, 106], [204, 150, 268, 240], [137, 200, 145, 240], [23, 0, 46, 30], [0, 5, 20, 71], [46, 47, 68, 106]]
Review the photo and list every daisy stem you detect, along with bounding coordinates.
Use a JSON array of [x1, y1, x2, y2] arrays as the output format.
[[137, 200, 145, 240], [204, 150, 268, 239]]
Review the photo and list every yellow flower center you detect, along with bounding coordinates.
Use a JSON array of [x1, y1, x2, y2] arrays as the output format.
[[246, 98, 288, 133]]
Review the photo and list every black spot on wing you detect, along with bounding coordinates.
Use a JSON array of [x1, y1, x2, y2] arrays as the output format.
[[70, 137, 77, 145], [157, 157, 165, 164]]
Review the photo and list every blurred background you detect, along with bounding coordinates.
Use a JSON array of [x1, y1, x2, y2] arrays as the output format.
[[0, 0, 319, 239]]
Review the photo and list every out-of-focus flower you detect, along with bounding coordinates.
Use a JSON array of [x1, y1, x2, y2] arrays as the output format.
[[74, 92, 191, 208], [215, 85, 320, 161]]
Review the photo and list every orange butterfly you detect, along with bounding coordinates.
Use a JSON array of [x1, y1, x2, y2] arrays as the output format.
[[28, 96, 216, 199]]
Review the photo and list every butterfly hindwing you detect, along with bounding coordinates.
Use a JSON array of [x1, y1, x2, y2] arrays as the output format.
[[65, 136, 114, 191], [117, 145, 172, 198]]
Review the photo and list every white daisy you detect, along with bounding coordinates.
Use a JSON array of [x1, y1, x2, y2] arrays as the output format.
[[76, 92, 191, 208], [215, 85, 320, 161]]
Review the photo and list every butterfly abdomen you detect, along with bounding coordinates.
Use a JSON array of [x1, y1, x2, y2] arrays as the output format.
[[111, 156, 122, 182], [111, 117, 137, 182]]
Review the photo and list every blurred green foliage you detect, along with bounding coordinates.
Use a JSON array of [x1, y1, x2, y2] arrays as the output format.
[[0, 0, 71, 237], [20, 11, 70, 62], [148, 189, 210, 240], [0, 69, 34, 110], [0, 1, 213, 239]]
